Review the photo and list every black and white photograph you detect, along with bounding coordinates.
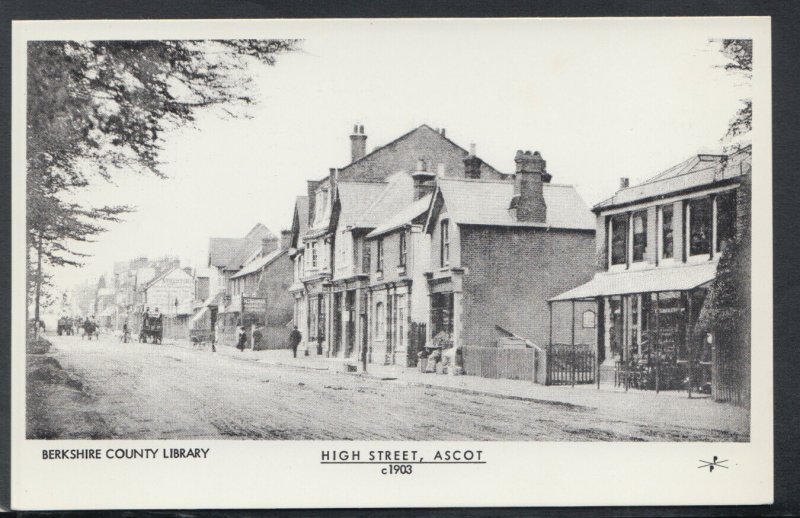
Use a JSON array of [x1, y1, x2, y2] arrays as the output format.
[[10, 17, 773, 509]]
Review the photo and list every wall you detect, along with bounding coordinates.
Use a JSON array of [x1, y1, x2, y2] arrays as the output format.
[[257, 252, 295, 348], [460, 225, 596, 349]]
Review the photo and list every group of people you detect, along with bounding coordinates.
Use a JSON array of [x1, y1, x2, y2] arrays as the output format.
[[56, 314, 99, 340]]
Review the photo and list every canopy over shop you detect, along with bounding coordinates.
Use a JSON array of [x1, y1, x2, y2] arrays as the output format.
[[549, 262, 717, 394]]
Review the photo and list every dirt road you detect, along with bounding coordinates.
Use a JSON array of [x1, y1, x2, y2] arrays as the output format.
[[27, 334, 746, 441]]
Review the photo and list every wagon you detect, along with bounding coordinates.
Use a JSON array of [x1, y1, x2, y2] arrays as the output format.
[[139, 315, 163, 344]]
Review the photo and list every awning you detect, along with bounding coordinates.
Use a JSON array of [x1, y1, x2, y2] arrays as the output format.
[[549, 262, 718, 302], [190, 306, 210, 328]]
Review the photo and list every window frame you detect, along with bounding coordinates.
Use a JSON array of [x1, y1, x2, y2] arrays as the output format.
[[398, 230, 407, 268], [686, 196, 713, 260], [440, 219, 450, 268], [376, 238, 384, 273], [630, 210, 648, 263], [658, 204, 675, 263], [608, 214, 628, 268]]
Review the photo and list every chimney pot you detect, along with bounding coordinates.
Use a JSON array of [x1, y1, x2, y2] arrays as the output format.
[[441, 128, 446, 137], [620, 177, 630, 189], [469, 143, 476, 157]]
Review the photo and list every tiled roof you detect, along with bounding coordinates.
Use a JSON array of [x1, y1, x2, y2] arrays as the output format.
[[594, 146, 751, 211], [354, 173, 416, 229], [549, 261, 718, 301], [208, 223, 274, 270], [337, 124, 507, 183], [294, 196, 309, 238], [230, 249, 287, 279], [434, 178, 595, 230], [367, 194, 432, 239], [336, 181, 391, 228]]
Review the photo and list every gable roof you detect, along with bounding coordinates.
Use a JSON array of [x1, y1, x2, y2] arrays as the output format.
[[594, 146, 751, 212], [230, 248, 288, 279], [334, 181, 390, 229], [208, 223, 274, 270], [352, 172, 417, 230], [367, 193, 433, 239], [321, 124, 508, 185], [428, 178, 595, 231]]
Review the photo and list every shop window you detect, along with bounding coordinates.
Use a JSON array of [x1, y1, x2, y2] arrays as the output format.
[[688, 197, 712, 256], [716, 190, 737, 252], [610, 214, 628, 266], [440, 219, 450, 267], [660, 204, 674, 259], [632, 211, 647, 262]]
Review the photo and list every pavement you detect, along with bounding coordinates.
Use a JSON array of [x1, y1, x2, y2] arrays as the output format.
[[173, 339, 750, 438]]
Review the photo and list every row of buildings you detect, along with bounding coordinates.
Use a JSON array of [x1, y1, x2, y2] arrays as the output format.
[[282, 124, 751, 405], [88, 122, 750, 405]]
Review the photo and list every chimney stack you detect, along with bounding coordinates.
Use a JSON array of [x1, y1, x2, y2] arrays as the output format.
[[412, 157, 436, 201], [513, 150, 548, 223], [463, 143, 483, 180], [262, 236, 279, 256], [619, 177, 630, 189], [350, 124, 367, 163], [280, 229, 293, 251]]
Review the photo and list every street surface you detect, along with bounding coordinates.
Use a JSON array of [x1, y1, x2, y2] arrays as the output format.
[[27, 334, 747, 441]]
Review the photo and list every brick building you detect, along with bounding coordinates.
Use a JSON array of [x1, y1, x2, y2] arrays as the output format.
[[290, 124, 507, 359], [551, 146, 751, 394], [423, 150, 596, 352]]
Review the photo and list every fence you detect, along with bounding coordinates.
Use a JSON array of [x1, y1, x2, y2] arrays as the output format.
[[712, 340, 750, 407], [546, 343, 595, 385], [462, 346, 545, 383]]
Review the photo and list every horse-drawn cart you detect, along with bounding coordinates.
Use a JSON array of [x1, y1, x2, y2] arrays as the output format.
[[139, 314, 163, 344]]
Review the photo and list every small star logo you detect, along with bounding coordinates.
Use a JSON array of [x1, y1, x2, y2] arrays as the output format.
[[698, 456, 728, 472]]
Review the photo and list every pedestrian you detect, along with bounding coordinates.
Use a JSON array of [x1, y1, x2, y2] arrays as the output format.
[[289, 326, 302, 358], [122, 322, 130, 343], [236, 322, 247, 352]]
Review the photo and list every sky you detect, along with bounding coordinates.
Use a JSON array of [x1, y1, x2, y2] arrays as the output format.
[[46, 18, 752, 295]]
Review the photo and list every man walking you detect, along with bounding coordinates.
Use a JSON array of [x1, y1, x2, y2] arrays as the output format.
[[289, 326, 302, 358], [236, 322, 247, 352]]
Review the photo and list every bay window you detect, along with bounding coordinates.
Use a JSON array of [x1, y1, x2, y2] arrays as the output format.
[[399, 231, 407, 267], [376, 238, 384, 273]]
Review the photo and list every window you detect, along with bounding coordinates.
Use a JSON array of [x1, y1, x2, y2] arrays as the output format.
[[631, 211, 647, 262], [688, 197, 712, 256], [352, 237, 359, 271], [399, 231, 407, 267], [610, 214, 628, 266], [716, 190, 737, 252], [310, 242, 318, 268], [582, 310, 596, 328], [361, 240, 371, 274], [660, 204, 674, 259], [375, 302, 385, 338], [440, 219, 450, 267], [376, 238, 384, 273]]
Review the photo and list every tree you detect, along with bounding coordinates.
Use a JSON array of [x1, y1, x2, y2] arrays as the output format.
[[697, 38, 753, 405], [716, 39, 752, 151], [26, 39, 299, 330]]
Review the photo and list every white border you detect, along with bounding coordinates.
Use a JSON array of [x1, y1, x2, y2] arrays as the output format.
[[11, 17, 773, 510]]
